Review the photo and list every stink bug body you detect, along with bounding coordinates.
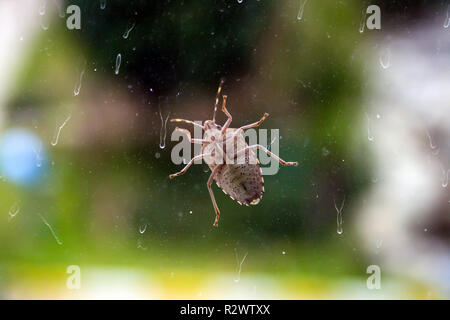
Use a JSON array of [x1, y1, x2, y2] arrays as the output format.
[[169, 79, 298, 227]]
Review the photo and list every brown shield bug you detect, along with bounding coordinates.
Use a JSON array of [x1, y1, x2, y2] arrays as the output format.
[[169, 79, 298, 227]]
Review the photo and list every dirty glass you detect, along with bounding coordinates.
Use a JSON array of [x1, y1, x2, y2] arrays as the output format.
[[0, 0, 448, 299]]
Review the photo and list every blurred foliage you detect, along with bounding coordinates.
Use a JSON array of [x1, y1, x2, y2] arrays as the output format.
[[0, 0, 397, 294]]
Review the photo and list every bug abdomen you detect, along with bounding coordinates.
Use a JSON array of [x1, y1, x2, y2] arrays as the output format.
[[215, 163, 264, 206]]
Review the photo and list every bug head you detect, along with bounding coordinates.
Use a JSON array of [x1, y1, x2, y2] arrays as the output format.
[[204, 120, 221, 131]]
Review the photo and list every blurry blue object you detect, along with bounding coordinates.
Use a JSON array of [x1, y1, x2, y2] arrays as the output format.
[[0, 128, 47, 185]]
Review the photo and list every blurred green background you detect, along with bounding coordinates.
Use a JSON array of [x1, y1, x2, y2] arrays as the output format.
[[0, 0, 447, 299]]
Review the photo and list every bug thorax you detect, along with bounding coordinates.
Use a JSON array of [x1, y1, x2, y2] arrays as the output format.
[[202, 121, 226, 165], [203, 128, 222, 142], [203, 121, 223, 141]]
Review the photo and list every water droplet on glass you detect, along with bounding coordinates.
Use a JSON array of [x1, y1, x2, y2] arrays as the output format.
[[376, 239, 383, 249], [123, 22, 136, 39], [233, 248, 248, 283], [379, 48, 391, 69], [32, 143, 43, 167], [366, 113, 374, 142], [40, 15, 50, 30], [158, 103, 170, 149], [322, 147, 330, 156], [237, 0, 243, 3], [8, 202, 20, 221], [139, 223, 147, 234], [267, 136, 277, 152], [441, 167, 449, 188], [38, 213, 63, 245], [282, 251, 286, 255], [137, 238, 147, 250], [39, 0, 46, 15], [334, 196, 345, 235], [55, 0, 65, 18], [100, 0, 106, 10], [114, 53, 121, 75], [51, 113, 72, 146], [155, 152, 161, 159], [189, 210, 193, 215], [444, 4, 450, 28], [359, 7, 366, 33], [73, 61, 86, 96], [297, 0, 308, 20], [425, 129, 438, 151]]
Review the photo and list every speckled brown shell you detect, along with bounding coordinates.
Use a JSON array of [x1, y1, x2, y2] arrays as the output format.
[[203, 128, 265, 206], [215, 162, 264, 206]]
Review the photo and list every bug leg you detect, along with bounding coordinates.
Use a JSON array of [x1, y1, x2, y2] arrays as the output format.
[[174, 127, 208, 144], [238, 145, 298, 166], [207, 164, 223, 227], [239, 112, 269, 131], [170, 118, 204, 129], [220, 95, 232, 133], [226, 113, 270, 141], [169, 153, 210, 179]]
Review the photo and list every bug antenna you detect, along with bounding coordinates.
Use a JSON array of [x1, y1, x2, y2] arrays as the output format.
[[213, 78, 225, 123]]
